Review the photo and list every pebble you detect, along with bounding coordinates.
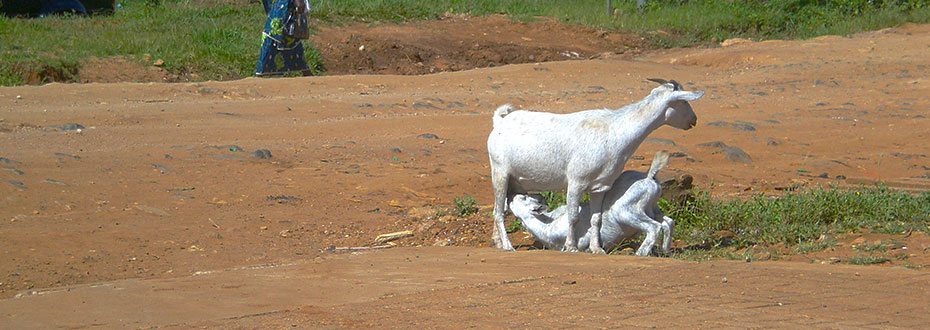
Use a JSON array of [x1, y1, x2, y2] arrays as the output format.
[[48, 123, 85, 131], [54, 152, 81, 159], [206, 144, 242, 152], [0, 157, 22, 165], [698, 141, 752, 164], [251, 149, 272, 159], [42, 178, 68, 185], [151, 163, 171, 172], [134, 205, 170, 217], [645, 137, 676, 146]]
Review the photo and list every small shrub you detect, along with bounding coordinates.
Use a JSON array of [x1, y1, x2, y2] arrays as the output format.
[[795, 238, 838, 253], [453, 194, 479, 217], [845, 254, 890, 265], [852, 242, 888, 252], [506, 218, 524, 233]]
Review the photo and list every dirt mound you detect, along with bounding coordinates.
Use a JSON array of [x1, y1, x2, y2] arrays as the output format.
[[63, 15, 645, 83], [312, 15, 645, 75]]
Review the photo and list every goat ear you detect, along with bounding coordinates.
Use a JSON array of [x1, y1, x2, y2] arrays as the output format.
[[671, 90, 704, 101]]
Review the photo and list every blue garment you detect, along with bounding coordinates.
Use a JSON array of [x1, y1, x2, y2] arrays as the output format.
[[255, 0, 309, 75]]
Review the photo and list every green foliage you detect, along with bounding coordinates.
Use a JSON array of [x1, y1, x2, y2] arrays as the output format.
[[794, 238, 838, 253], [506, 218, 524, 233], [0, 0, 321, 85], [3, 0, 930, 85], [853, 241, 888, 252], [845, 254, 890, 265], [664, 184, 930, 250], [453, 194, 479, 217], [538, 191, 588, 209]]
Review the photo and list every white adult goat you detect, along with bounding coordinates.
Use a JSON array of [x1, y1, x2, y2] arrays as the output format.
[[509, 151, 675, 256], [487, 79, 702, 253]]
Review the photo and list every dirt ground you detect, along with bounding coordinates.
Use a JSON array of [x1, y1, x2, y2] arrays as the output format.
[[2, 17, 930, 327]]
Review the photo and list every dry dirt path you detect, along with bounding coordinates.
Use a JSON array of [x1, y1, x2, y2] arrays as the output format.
[[1, 21, 930, 328], [3, 247, 929, 329]]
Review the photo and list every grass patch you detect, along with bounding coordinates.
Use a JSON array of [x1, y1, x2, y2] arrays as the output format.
[[665, 184, 930, 250], [533, 184, 929, 262], [900, 262, 924, 270], [4, 0, 930, 85], [853, 241, 889, 252], [453, 194, 479, 217], [0, 0, 322, 84], [845, 254, 890, 265], [795, 238, 838, 254]]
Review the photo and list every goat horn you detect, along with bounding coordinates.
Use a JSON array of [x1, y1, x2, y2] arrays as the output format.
[[647, 78, 682, 91], [646, 78, 668, 85]]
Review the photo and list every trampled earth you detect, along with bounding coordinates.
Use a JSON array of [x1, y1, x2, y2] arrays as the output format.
[[1, 17, 930, 328]]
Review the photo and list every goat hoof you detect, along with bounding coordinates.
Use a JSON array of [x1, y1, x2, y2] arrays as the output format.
[[561, 246, 580, 253], [589, 247, 607, 254], [496, 241, 515, 251]]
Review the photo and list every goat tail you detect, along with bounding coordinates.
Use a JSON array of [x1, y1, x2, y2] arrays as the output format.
[[647, 150, 670, 179], [492, 104, 514, 127]]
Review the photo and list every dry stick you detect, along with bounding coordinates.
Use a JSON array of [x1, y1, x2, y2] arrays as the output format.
[[208, 218, 220, 229], [332, 244, 395, 251]]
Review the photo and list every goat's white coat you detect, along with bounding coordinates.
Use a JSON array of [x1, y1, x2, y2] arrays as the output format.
[[487, 82, 702, 252], [509, 151, 675, 256]]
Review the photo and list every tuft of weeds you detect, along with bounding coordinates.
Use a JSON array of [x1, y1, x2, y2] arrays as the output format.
[[453, 194, 479, 217], [900, 262, 924, 270], [506, 218, 524, 233], [665, 184, 930, 251], [853, 242, 888, 252], [845, 254, 890, 265], [795, 238, 838, 254]]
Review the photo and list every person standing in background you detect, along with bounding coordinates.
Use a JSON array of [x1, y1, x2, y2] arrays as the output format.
[[255, 0, 312, 77]]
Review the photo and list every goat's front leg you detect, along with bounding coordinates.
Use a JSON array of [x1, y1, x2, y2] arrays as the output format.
[[587, 192, 607, 254], [562, 186, 584, 252]]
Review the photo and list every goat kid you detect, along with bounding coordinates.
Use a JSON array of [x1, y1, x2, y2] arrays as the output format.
[[509, 151, 675, 256], [487, 79, 703, 253]]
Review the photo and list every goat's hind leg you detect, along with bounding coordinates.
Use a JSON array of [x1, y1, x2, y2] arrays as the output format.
[[659, 214, 675, 254], [491, 170, 514, 250], [630, 212, 662, 257]]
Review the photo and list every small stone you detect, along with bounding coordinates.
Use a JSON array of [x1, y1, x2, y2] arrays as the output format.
[[251, 149, 272, 159], [153, 59, 165, 67]]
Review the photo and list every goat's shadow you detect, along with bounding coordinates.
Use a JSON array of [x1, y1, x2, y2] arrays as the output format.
[[514, 236, 739, 257]]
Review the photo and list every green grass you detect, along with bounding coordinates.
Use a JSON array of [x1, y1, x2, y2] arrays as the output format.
[[0, 0, 321, 85], [794, 238, 838, 254], [853, 241, 889, 252], [528, 184, 929, 259], [3, 0, 930, 85], [453, 194, 479, 217], [665, 184, 930, 250], [845, 254, 890, 265]]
